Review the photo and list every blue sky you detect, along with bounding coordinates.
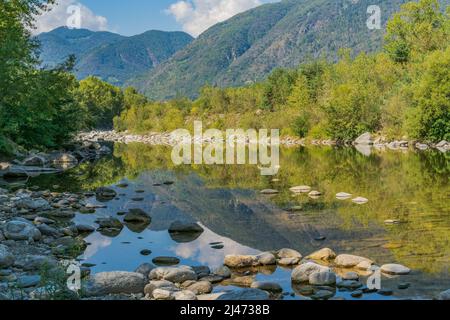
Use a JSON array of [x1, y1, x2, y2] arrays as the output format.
[[35, 0, 279, 37]]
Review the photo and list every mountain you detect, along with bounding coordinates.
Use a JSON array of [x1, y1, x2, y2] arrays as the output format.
[[129, 0, 449, 100], [37, 27, 193, 85]]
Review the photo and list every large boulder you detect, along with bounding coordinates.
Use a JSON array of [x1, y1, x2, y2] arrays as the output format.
[[291, 262, 331, 283], [224, 255, 259, 268], [149, 266, 198, 283], [354, 132, 373, 145], [3, 221, 41, 241], [0, 244, 14, 268], [334, 254, 373, 268], [84, 272, 146, 297]]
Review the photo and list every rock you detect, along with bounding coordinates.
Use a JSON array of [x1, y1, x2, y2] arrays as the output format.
[[95, 217, 123, 230], [17, 275, 41, 288], [380, 264, 411, 275], [384, 219, 401, 225], [84, 272, 146, 296], [149, 266, 198, 283], [256, 252, 277, 265], [224, 255, 258, 268], [260, 189, 279, 195], [291, 262, 331, 283], [152, 256, 180, 266], [144, 280, 178, 296], [306, 248, 336, 261], [311, 290, 335, 300], [18, 255, 57, 271], [290, 186, 311, 193], [356, 260, 373, 270], [3, 221, 41, 241], [34, 217, 55, 225], [134, 263, 156, 279], [173, 290, 198, 301], [16, 197, 50, 211], [192, 266, 210, 278], [342, 272, 359, 281], [186, 281, 213, 294], [354, 132, 373, 145], [336, 280, 363, 290], [76, 224, 95, 233], [216, 289, 270, 300], [335, 254, 373, 268], [213, 266, 231, 279], [168, 221, 204, 233], [152, 288, 175, 300], [22, 155, 46, 167], [277, 248, 302, 259], [95, 187, 117, 201], [278, 257, 301, 266], [309, 272, 337, 286], [0, 245, 14, 268], [398, 283, 410, 290], [352, 197, 369, 204], [37, 224, 63, 238], [251, 281, 282, 293], [140, 249, 152, 256], [308, 190, 322, 197], [378, 289, 393, 296], [351, 290, 363, 298], [437, 289, 450, 300], [201, 275, 224, 284], [336, 192, 352, 200], [124, 209, 151, 224]]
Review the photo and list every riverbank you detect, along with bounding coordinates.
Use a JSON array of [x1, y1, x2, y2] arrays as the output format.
[[77, 131, 450, 153]]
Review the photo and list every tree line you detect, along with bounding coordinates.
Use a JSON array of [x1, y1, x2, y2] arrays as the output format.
[[1, 0, 449, 155]]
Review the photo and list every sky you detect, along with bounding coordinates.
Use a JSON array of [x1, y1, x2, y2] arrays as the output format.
[[34, 0, 279, 37]]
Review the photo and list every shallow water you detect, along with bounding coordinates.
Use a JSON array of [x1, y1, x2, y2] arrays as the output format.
[[26, 143, 449, 300]]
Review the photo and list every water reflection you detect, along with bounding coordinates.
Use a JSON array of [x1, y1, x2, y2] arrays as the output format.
[[27, 143, 449, 299]]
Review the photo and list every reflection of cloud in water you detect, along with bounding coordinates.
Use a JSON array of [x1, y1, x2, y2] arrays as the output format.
[[172, 223, 260, 268], [81, 233, 113, 259]]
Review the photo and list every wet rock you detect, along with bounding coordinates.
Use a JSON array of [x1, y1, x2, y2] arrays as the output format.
[[381, 264, 411, 275], [213, 266, 231, 279], [95, 217, 123, 230], [192, 266, 210, 278], [356, 260, 373, 270], [309, 272, 336, 286], [17, 275, 41, 288], [251, 281, 282, 293], [152, 256, 180, 266], [3, 221, 41, 241], [168, 221, 203, 233], [95, 187, 117, 201], [306, 248, 336, 261], [185, 281, 213, 294], [291, 262, 331, 283], [311, 290, 335, 300], [124, 209, 151, 224], [256, 252, 277, 265], [335, 254, 373, 268], [0, 245, 14, 268], [216, 288, 270, 300], [149, 266, 197, 283], [135, 263, 156, 279], [437, 289, 450, 300], [84, 272, 146, 297], [224, 255, 258, 268], [354, 133, 373, 145], [173, 290, 197, 301]]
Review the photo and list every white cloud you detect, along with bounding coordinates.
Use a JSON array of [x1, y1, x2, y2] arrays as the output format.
[[33, 0, 109, 35], [167, 0, 265, 37]]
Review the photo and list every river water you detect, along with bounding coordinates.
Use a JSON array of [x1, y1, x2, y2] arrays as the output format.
[[26, 143, 449, 300]]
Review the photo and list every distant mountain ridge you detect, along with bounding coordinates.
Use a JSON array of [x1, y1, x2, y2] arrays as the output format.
[[37, 27, 193, 85], [130, 0, 450, 100]]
